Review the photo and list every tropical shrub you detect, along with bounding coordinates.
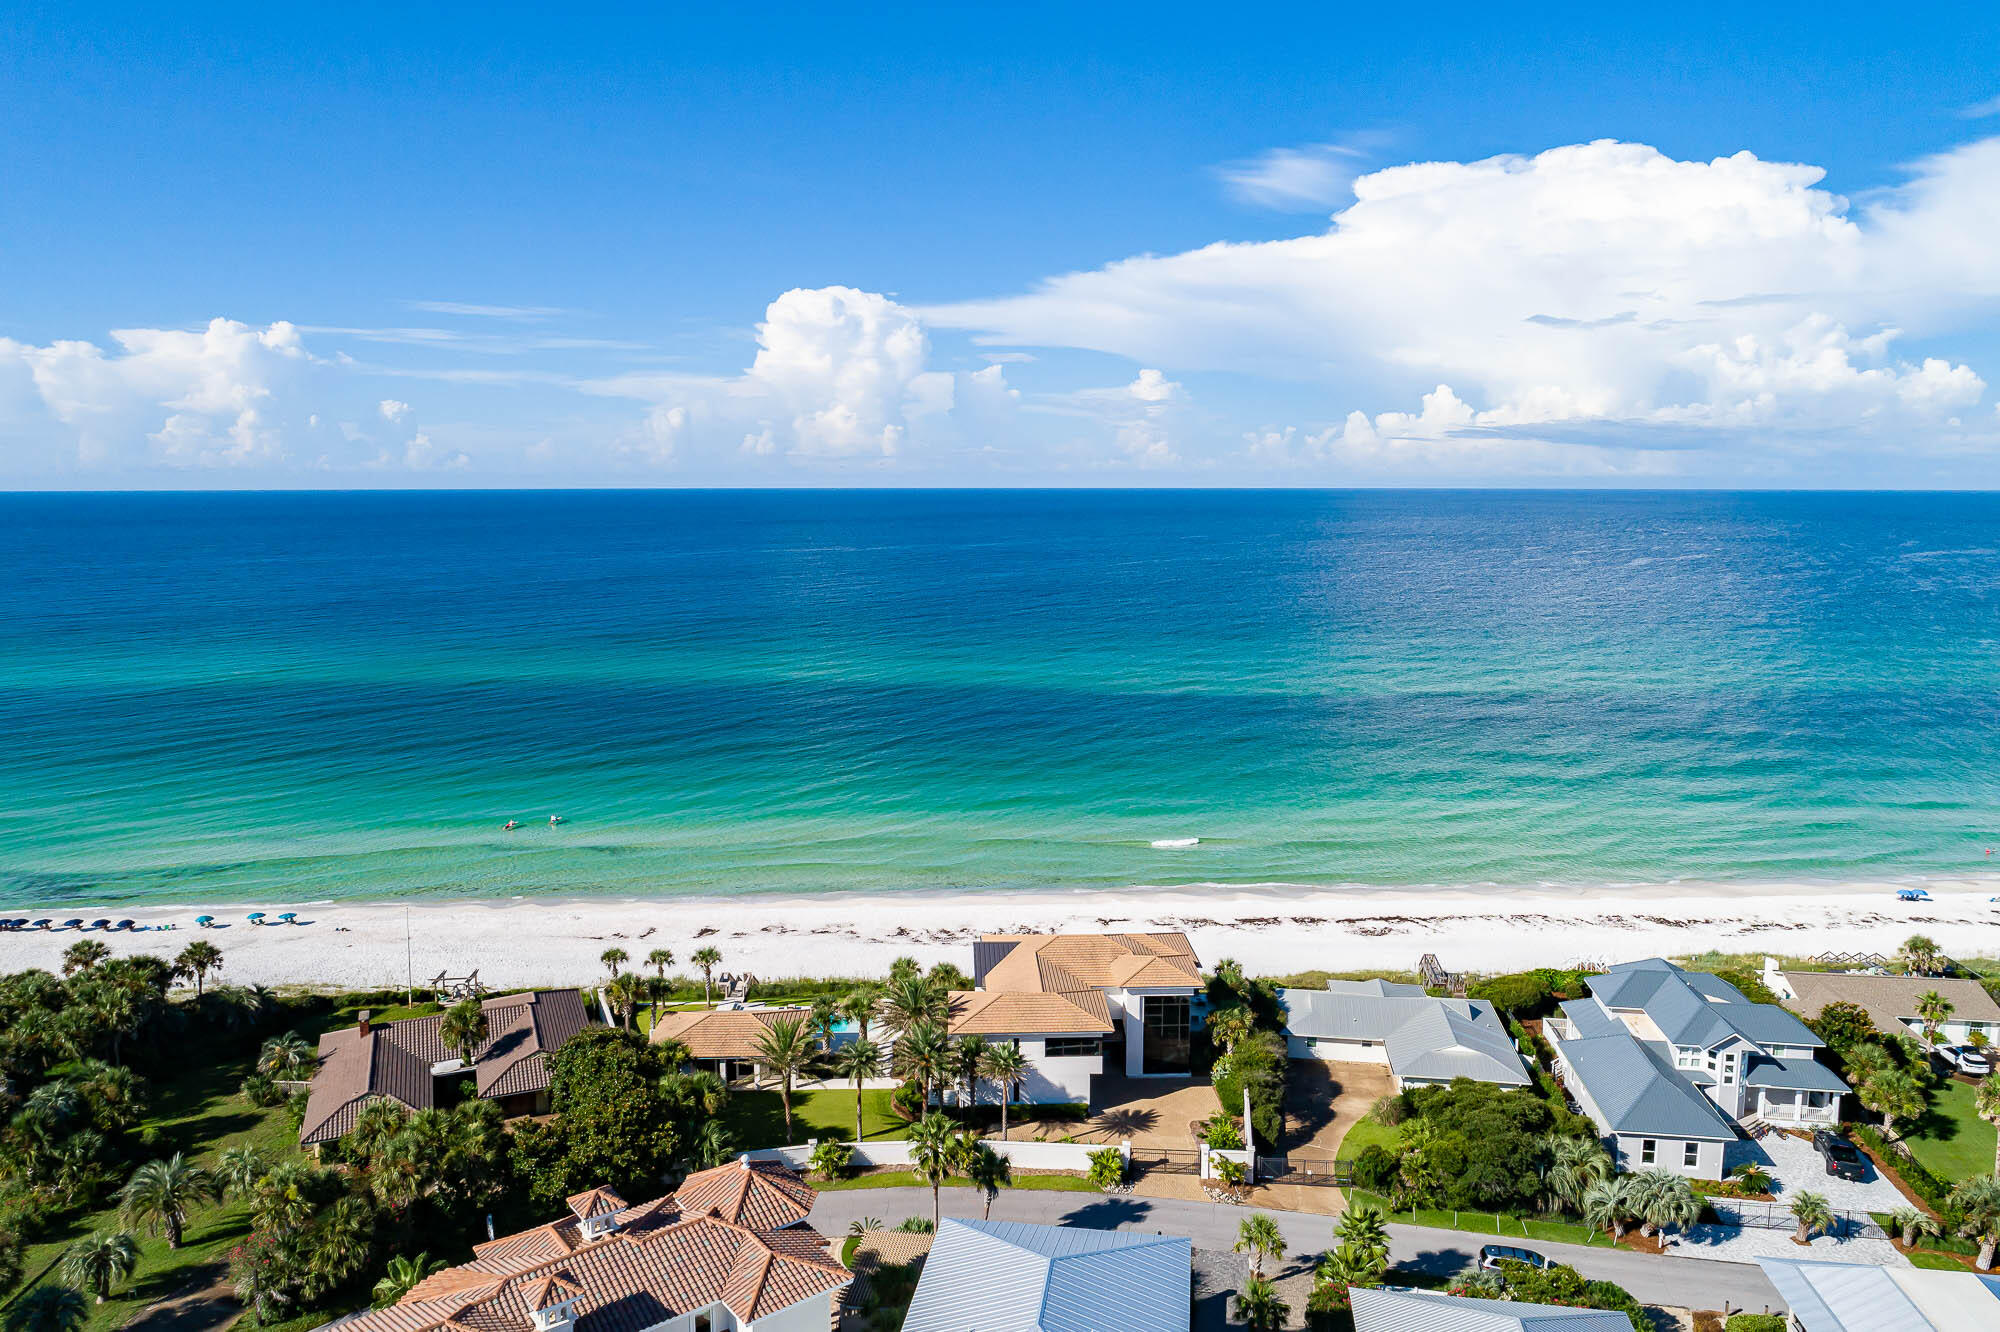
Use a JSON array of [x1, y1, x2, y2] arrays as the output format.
[[1086, 1147, 1126, 1190], [1199, 1113, 1245, 1150], [808, 1139, 855, 1181], [1211, 1030, 1287, 1146], [1724, 1316, 1786, 1332], [888, 1079, 926, 1123], [1492, 1261, 1644, 1330], [1350, 1144, 1399, 1193]]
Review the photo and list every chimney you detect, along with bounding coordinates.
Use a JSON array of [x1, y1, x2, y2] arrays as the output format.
[[358, 1010, 372, 1037]]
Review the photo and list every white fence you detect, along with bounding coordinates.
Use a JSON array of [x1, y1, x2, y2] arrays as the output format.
[[1199, 1144, 1251, 1180], [739, 1138, 1123, 1173]]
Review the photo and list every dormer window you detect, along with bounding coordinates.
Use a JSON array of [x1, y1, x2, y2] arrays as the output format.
[[530, 1298, 579, 1332], [578, 1213, 616, 1241]]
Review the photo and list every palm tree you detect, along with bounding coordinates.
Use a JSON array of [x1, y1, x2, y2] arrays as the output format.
[[438, 997, 489, 1063], [1630, 1170, 1700, 1239], [1974, 1075, 2000, 1175], [372, 1252, 446, 1307], [983, 1043, 1028, 1140], [1859, 1066, 1927, 1141], [952, 1036, 989, 1115], [1950, 1174, 2000, 1270], [214, 1145, 268, 1198], [257, 1031, 315, 1079], [753, 1015, 819, 1145], [61, 1231, 138, 1303], [1899, 934, 1946, 977], [305, 1193, 376, 1299], [896, 1020, 953, 1111], [1234, 1213, 1286, 1279], [1206, 1004, 1256, 1054], [692, 1119, 735, 1169], [119, 1153, 219, 1248], [4, 1287, 88, 1332], [173, 940, 225, 999], [1790, 1192, 1835, 1245], [831, 1038, 883, 1143], [907, 1112, 958, 1228], [1887, 1205, 1941, 1249], [1234, 1275, 1289, 1332], [1581, 1175, 1634, 1241], [62, 940, 110, 976], [1540, 1134, 1610, 1215], [603, 973, 644, 1030], [1333, 1203, 1390, 1274], [838, 983, 882, 1042], [1916, 991, 1955, 1043], [645, 948, 675, 1025], [880, 972, 948, 1036], [1730, 1162, 1774, 1195], [599, 947, 628, 980], [691, 946, 722, 1006], [956, 1137, 1010, 1218]]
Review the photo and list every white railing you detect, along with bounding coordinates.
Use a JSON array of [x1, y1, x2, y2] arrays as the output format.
[[738, 1138, 1120, 1173], [1545, 1017, 1578, 1043]]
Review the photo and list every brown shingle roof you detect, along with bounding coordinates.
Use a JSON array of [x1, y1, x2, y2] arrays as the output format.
[[649, 1006, 811, 1061], [673, 1159, 816, 1230], [299, 990, 596, 1145], [339, 1173, 846, 1332], [1780, 972, 2000, 1036]]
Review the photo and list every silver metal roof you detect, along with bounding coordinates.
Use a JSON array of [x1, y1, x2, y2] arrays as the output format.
[[1281, 988, 1530, 1087], [1555, 1024, 1738, 1139], [900, 1218, 1191, 1332], [1352, 1286, 1633, 1331], [1755, 1257, 2000, 1331]]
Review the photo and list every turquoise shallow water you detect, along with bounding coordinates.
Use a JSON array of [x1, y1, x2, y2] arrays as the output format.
[[4, 489, 2000, 906]]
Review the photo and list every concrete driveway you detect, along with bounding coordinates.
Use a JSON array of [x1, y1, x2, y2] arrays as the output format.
[[1282, 1058, 1395, 1161], [806, 1185, 1786, 1316], [1725, 1132, 1909, 1212], [1080, 1074, 1222, 1149]]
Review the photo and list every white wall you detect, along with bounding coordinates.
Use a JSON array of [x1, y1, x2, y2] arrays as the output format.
[[1105, 987, 1197, 1079], [1016, 1037, 1098, 1103], [738, 1138, 1118, 1173], [1286, 1035, 1389, 1064], [744, 1289, 836, 1332]]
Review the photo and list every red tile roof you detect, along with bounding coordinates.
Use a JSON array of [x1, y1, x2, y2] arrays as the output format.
[[350, 1170, 845, 1332], [672, 1159, 815, 1231]]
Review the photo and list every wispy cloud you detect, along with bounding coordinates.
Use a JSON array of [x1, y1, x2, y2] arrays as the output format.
[[1958, 94, 2000, 118], [1214, 134, 1387, 210], [402, 300, 571, 319], [301, 325, 651, 355]]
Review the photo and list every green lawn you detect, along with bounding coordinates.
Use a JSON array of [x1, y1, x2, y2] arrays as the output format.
[[1904, 1078, 1999, 1183], [719, 1089, 907, 1147], [1909, 1249, 1977, 1270], [816, 1170, 1098, 1193], [1335, 1117, 1402, 1162], [2, 1028, 306, 1332], [1345, 1189, 1606, 1247]]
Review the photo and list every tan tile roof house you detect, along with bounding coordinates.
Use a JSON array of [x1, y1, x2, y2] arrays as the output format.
[[649, 1006, 813, 1062], [300, 989, 596, 1147], [345, 1162, 848, 1332], [949, 932, 1204, 1102]]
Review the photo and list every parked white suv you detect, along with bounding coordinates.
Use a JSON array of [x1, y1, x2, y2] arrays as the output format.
[[1938, 1044, 1993, 1075]]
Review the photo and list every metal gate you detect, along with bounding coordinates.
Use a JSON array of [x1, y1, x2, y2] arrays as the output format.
[[1709, 1200, 1888, 1240], [1254, 1155, 1352, 1187], [1132, 1148, 1202, 1176]]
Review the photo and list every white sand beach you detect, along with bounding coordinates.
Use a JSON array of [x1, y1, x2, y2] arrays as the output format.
[[7, 879, 1999, 990]]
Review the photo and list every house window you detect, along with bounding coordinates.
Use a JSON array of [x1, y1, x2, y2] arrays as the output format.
[[1142, 995, 1191, 1074], [693, 1314, 712, 1332], [1640, 1139, 1657, 1164], [1043, 1037, 1101, 1058], [1684, 1142, 1700, 1168]]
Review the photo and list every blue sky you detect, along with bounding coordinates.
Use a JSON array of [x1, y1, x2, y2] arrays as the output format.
[[4, 3, 1999, 486]]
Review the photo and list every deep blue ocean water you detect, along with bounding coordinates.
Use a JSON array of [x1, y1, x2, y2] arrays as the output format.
[[4, 489, 1999, 906]]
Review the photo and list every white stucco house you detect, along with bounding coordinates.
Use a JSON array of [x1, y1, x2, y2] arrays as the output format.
[[1547, 958, 1849, 1178], [948, 932, 1204, 1103]]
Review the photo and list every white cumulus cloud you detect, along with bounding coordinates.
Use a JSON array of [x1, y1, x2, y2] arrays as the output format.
[[379, 398, 411, 422]]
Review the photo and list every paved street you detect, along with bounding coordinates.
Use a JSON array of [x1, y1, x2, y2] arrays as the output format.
[[807, 1185, 1786, 1316]]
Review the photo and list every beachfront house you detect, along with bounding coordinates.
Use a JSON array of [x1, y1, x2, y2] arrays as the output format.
[[1756, 1256, 2000, 1330], [333, 1160, 849, 1332], [651, 1004, 816, 1085], [900, 1218, 1191, 1332], [1352, 1286, 1635, 1331], [300, 989, 596, 1150], [1766, 962, 2000, 1049], [1547, 958, 1848, 1176], [1279, 980, 1532, 1091], [946, 933, 1204, 1104]]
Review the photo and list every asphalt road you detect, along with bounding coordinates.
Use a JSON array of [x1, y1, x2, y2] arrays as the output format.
[[807, 1186, 1787, 1317]]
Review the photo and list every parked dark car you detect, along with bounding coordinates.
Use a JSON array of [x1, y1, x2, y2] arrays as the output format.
[[1813, 1129, 1868, 1181], [1478, 1244, 1555, 1271]]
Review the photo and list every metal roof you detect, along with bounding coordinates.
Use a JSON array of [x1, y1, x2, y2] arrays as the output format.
[[1588, 959, 1822, 1052], [1281, 989, 1530, 1087], [1744, 1054, 1849, 1092], [1756, 1258, 2000, 1331], [1351, 1286, 1633, 1331], [900, 1219, 1191, 1332], [1554, 1024, 1737, 1139]]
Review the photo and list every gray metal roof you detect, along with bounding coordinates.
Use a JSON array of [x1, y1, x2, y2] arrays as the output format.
[[900, 1218, 1191, 1332], [1755, 1257, 2000, 1331], [1555, 1028, 1737, 1139], [1352, 1286, 1633, 1331], [1744, 1054, 1849, 1093], [1282, 988, 1529, 1087], [1588, 959, 1822, 1052]]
